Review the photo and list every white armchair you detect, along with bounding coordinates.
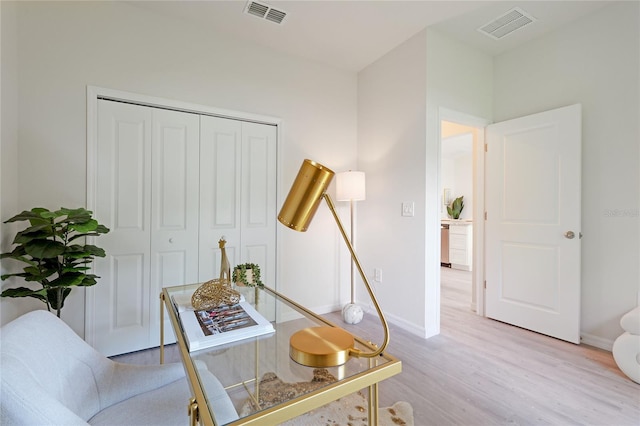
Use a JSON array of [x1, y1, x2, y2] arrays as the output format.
[[0, 310, 238, 425]]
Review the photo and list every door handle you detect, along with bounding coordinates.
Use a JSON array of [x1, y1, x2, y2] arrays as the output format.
[[564, 231, 575, 239]]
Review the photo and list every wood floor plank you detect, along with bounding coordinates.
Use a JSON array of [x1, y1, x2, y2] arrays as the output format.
[[324, 267, 639, 425]]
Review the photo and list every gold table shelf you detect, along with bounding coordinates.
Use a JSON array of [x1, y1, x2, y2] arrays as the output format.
[[161, 284, 401, 425]]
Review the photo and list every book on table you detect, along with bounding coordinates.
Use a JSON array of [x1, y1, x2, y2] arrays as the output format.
[[172, 294, 275, 352]]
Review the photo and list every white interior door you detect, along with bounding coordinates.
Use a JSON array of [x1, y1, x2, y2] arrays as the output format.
[[199, 117, 277, 286], [240, 121, 278, 288], [89, 100, 153, 356], [485, 104, 582, 344], [149, 108, 200, 347], [89, 102, 200, 356], [199, 116, 242, 280]]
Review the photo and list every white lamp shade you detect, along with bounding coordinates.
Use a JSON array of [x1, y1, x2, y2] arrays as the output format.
[[336, 171, 365, 201]]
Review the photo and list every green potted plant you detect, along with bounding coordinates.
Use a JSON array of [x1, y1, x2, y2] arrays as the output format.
[[232, 263, 264, 287], [447, 196, 464, 219], [1, 207, 109, 317]]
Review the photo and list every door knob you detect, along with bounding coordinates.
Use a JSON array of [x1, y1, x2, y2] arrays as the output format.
[[169, 238, 174, 243], [564, 231, 575, 239]]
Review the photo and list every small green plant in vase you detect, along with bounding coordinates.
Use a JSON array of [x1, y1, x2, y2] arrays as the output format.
[[232, 263, 263, 287], [447, 196, 464, 219]]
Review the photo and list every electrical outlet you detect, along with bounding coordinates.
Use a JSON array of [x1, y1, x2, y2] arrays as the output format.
[[374, 268, 382, 282], [402, 202, 415, 217]]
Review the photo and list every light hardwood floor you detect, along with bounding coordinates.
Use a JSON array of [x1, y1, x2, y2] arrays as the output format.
[[114, 268, 640, 425], [328, 267, 639, 425]]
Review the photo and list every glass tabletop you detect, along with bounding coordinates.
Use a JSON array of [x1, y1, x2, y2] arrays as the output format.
[[162, 283, 401, 425]]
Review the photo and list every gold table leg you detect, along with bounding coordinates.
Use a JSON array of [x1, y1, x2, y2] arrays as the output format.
[[368, 357, 379, 426], [188, 397, 198, 426], [368, 383, 379, 426]]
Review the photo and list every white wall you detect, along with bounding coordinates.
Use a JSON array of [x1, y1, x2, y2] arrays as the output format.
[[357, 31, 428, 335], [441, 134, 473, 220], [453, 154, 473, 220], [0, 2, 41, 323], [0, 1, 358, 335], [357, 27, 492, 337], [493, 1, 639, 347], [425, 28, 493, 334]]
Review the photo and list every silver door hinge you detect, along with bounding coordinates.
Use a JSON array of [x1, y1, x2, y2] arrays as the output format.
[[484, 280, 487, 289], [484, 211, 487, 220], [484, 143, 488, 152]]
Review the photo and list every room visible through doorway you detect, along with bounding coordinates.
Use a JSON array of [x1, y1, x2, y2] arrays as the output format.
[[440, 119, 482, 316]]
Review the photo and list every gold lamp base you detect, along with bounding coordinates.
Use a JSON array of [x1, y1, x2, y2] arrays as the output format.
[[289, 326, 355, 367]]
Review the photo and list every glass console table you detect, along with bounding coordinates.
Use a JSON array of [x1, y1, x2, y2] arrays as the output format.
[[160, 284, 402, 425]]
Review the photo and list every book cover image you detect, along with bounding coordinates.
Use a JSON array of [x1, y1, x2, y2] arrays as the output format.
[[175, 295, 275, 351], [195, 304, 258, 336]]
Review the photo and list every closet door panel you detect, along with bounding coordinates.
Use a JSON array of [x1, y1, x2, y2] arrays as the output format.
[[89, 100, 152, 356], [199, 116, 242, 281], [241, 122, 277, 288], [150, 109, 200, 345], [112, 254, 145, 327]]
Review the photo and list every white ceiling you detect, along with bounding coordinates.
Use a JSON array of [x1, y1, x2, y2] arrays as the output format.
[[129, 0, 613, 72]]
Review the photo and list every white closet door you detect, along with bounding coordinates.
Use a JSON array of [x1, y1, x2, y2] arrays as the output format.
[[199, 116, 242, 280], [149, 108, 200, 346], [241, 122, 277, 288], [88, 100, 153, 356], [88, 97, 277, 356]]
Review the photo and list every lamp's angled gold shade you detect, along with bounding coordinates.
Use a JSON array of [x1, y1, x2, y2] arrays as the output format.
[[278, 159, 335, 232]]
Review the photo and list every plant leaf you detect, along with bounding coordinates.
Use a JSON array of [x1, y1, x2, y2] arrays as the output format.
[[47, 287, 72, 310], [1, 287, 48, 302], [82, 245, 106, 257], [13, 228, 52, 244], [79, 275, 99, 286], [48, 273, 85, 288], [24, 240, 65, 259], [63, 266, 90, 272], [61, 208, 93, 223], [3, 209, 50, 224], [1, 272, 30, 280], [69, 219, 98, 233]]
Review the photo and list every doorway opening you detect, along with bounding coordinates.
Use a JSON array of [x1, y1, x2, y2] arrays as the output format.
[[438, 112, 487, 318]]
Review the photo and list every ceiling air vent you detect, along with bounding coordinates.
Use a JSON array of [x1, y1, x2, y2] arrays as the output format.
[[244, 1, 287, 25], [477, 7, 536, 40]]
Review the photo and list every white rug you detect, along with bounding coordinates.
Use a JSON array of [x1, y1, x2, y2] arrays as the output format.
[[239, 369, 413, 425], [282, 390, 414, 426]]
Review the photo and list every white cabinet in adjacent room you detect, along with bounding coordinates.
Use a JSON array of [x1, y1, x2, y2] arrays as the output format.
[[86, 99, 277, 356], [449, 222, 473, 271]]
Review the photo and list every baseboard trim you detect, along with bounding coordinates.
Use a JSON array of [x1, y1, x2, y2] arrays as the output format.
[[580, 332, 613, 351], [362, 304, 428, 338]]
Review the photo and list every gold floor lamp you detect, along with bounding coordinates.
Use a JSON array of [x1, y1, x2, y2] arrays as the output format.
[[278, 159, 390, 367]]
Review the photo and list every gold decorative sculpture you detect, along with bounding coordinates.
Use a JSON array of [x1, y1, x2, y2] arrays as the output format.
[[191, 237, 240, 310], [219, 237, 231, 282]]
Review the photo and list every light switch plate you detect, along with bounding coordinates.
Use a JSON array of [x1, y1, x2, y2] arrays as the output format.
[[402, 202, 415, 217]]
